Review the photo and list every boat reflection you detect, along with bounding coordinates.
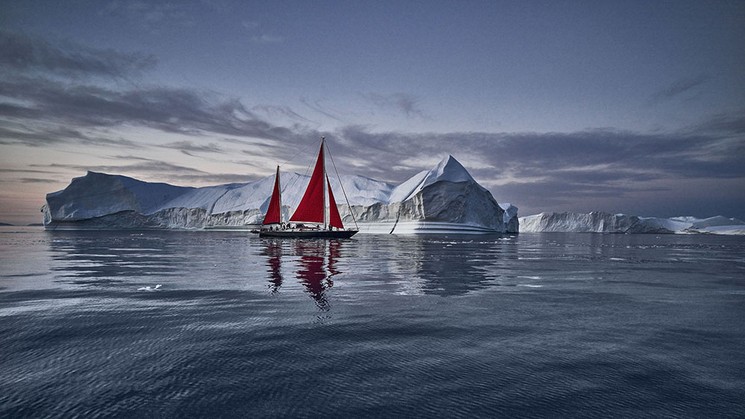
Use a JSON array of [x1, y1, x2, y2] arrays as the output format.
[[262, 239, 344, 310], [262, 239, 284, 293]]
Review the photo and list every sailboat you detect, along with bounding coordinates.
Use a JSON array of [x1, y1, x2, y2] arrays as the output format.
[[259, 137, 359, 239]]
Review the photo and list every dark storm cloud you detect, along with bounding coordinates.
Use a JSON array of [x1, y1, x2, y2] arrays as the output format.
[[0, 30, 156, 78]]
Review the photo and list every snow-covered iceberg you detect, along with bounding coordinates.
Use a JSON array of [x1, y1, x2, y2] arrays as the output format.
[[43, 155, 518, 234], [352, 156, 517, 234], [519, 212, 745, 235]]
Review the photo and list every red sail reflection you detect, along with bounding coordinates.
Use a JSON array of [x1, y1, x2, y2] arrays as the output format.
[[262, 239, 344, 309], [295, 240, 343, 311], [263, 239, 284, 293]]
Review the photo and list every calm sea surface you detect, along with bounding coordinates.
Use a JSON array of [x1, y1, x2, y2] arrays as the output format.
[[1, 227, 744, 418]]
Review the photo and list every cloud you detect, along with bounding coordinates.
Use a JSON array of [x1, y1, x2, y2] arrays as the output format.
[[0, 75, 298, 147], [239, 19, 284, 44], [251, 105, 313, 123], [363, 92, 425, 118], [0, 29, 303, 153], [649, 74, 710, 104], [33, 158, 253, 185], [40, 160, 206, 177], [250, 34, 285, 44], [39, 151, 270, 185], [0, 122, 141, 148], [161, 141, 223, 156], [0, 30, 156, 78], [299, 97, 353, 122], [19, 178, 59, 184], [687, 112, 745, 135], [241, 20, 260, 30], [333, 121, 745, 217], [0, 168, 58, 175], [103, 2, 195, 31]]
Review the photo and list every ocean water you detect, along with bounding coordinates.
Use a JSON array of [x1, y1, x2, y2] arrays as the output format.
[[1, 227, 744, 418]]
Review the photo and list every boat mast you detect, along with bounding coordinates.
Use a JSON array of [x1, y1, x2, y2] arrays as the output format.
[[276, 165, 282, 224], [321, 136, 328, 230]]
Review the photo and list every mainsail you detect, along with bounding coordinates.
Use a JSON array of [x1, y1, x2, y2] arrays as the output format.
[[290, 142, 326, 224], [262, 166, 282, 225], [290, 141, 345, 227]]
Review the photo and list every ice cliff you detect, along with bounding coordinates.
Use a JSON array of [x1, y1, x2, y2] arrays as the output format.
[[43, 155, 518, 234], [519, 212, 745, 235]]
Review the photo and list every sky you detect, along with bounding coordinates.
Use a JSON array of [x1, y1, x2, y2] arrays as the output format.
[[1, 0, 744, 225]]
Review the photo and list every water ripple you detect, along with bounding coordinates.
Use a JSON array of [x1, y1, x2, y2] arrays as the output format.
[[1, 231, 744, 417]]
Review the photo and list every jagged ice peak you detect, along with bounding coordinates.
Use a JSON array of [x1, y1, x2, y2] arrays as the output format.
[[424, 155, 475, 186]]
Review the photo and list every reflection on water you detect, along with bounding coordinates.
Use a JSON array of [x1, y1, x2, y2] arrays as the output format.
[[48, 231, 189, 285], [408, 236, 520, 296], [262, 240, 283, 293], [23, 230, 745, 307], [262, 238, 345, 310], [331, 235, 520, 296], [258, 234, 524, 304]]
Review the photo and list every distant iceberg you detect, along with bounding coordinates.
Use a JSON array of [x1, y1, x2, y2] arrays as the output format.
[[519, 212, 745, 235], [43, 156, 518, 234]]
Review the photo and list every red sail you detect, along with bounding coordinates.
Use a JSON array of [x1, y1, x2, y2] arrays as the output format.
[[327, 176, 344, 229], [290, 142, 326, 224], [262, 166, 282, 225]]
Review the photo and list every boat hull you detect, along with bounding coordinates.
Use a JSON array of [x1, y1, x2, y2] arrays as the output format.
[[258, 229, 358, 239]]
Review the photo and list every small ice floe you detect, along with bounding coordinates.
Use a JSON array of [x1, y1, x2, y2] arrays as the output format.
[[137, 284, 162, 291]]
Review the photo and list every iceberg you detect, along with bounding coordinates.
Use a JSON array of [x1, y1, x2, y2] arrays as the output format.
[[42, 155, 517, 234], [519, 212, 745, 235], [352, 156, 517, 234]]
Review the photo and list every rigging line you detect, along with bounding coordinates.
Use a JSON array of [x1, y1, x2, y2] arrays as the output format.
[[277, 136, 317, 172], [325, 141, 359, 230], [275, 138, 318, 204]]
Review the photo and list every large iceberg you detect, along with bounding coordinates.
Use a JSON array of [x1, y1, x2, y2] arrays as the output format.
[[43, 155, 518, 234], [519, 212, 745, 235]]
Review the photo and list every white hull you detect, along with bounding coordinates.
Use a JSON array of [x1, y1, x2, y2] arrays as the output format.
[[356, 221, 509, 235]]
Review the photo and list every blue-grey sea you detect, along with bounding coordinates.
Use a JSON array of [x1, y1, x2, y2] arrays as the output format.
[[1, 227, 744, 418]]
